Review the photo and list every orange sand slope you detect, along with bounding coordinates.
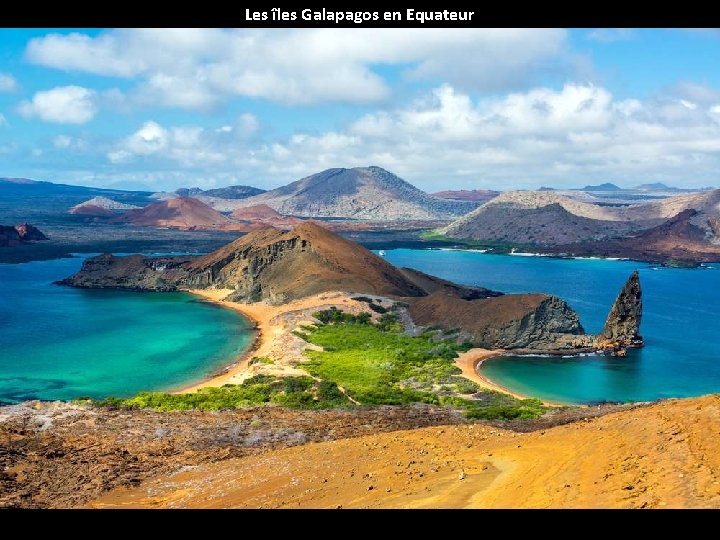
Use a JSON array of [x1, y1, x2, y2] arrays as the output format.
[[90, 395, 720, 509]]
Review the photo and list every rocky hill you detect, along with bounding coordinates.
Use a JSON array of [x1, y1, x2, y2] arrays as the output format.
[[441, 189, 720, 257], [115, 197, 231, 229], [0, 223, 47, 247], [60, 223, 641, 353], [556, 209, 720, 263], [442, 198, 643, 245], [204, 167, 479, 220]]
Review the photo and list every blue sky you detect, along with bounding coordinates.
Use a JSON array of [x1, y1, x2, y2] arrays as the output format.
[[1, 28, 719, 192]]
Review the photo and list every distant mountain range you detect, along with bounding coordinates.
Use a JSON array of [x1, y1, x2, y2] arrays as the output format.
[[200, 167, 480, 220], [171, 185, 266, 200], [431, 189, 500, 203], [441, 188, 720, 262], [441, 191, 649, 245]]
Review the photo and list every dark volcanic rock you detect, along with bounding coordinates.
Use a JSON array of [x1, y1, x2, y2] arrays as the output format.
[[0, 226, 22, 247], [0, 223, 47, 247], [600, 271, 643, 349], [15, 223, 47, 241]]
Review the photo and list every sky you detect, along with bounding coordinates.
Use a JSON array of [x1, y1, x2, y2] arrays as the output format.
[[0, 28, 719, 192]]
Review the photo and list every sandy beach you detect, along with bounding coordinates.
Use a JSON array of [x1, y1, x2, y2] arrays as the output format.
[[180, 289, 557, 406], [179, 289, 370, 392], [455, 349, 570, 407]]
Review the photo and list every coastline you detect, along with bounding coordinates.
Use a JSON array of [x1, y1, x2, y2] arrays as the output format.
[[180, 289, 567, 407], [454, 348, 570, 407], [177, 289, 369, 393]]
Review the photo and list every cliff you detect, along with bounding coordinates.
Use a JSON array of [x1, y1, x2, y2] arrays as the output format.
[[59, 223, 643, 353], [407, 292, 586, 350]]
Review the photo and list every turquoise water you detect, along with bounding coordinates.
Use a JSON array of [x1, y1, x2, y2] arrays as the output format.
[[0, 257, 253, 403], [381, 249, 720, 404]]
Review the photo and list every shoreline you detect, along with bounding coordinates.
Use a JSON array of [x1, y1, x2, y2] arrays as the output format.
[[454, 348, 571, 407], [178, 289, 572, 407], [177, 289, 369, 393], [176, 289, 266, 393]]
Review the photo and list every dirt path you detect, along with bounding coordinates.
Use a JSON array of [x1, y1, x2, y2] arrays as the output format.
[[88, 395, 720, 509]]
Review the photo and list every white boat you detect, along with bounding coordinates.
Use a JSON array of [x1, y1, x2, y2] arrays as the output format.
[[378, 250, 386, 256]]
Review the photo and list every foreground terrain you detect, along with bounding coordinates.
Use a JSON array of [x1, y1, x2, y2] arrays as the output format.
[[3, 396, 719, 508], [89, 395, 720, 509]]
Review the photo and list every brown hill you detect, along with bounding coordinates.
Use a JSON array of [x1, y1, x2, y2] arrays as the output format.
[[559, 209, 720, 263], [116, 197, 231, 229], [231, 204, 284, 220], [408, 292, 587, 350], [443, 202, 641, 246], [442, 189, 720, 255], [60, 223, 641, 353], [185, 222, 427, 302]]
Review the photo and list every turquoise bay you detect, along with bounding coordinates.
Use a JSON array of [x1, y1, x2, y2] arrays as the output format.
[[0, 257, 253, 403], [381, 249, 720, 405]]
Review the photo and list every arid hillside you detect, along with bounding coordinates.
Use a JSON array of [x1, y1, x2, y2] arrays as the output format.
[[87, 395, 720, 509]]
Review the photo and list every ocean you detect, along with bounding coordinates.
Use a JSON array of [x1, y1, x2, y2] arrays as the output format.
[[3, 249, 719, 405], [0, 256, 253, 403], [381, 248, 720, 404]]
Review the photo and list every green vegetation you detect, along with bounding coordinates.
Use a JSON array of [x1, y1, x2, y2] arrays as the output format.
[[248, 356, 275, 365], [663, 258, 701, 269], [92, 308, 547, 421], [90, 374, 351, 411]]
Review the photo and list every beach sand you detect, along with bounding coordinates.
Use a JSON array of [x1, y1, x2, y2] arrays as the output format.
[[455, 349, 568, 406], [181, 289, 550, 406], [180, 289, 370, 392]]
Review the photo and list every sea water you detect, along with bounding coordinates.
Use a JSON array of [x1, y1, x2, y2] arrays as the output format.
[[382, 249, 720, 404], [0, 256, 253, 403]]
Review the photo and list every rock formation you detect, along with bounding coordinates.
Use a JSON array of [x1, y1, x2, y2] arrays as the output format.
[[0, 223, 47, 247], [598, 271, 643, 352], [14, 223, 47, 242], [59, 222, 645, 354]]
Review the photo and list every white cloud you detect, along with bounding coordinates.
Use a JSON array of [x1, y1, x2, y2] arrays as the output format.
[[25, 28, 569, 108], [586, 29, 635, 43], [92, 82, 720, 191], [0, 73, 19, 92], [53, 134, 86, 150], [17, 86, 97, 124], [109, 121, 168, 162], [0, 113, 8, 127]]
